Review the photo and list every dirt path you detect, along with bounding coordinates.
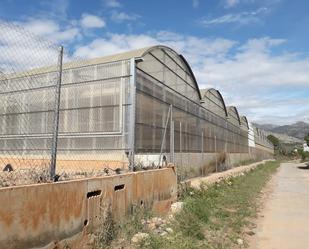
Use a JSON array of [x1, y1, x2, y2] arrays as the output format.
[[250, 161, 309, 249]]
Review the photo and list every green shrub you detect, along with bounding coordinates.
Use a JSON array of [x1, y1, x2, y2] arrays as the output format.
[[301, 151, 309, 162]]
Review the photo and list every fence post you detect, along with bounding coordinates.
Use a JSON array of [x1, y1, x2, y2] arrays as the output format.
[[215, 135, 218, 172], [50, 46, 63, 180], [170, 105, 174, 164], [177, 121, 183, 181], [201, 131, 204, 176], [159, 105, 171, 167], [128, 57, 136, 171]]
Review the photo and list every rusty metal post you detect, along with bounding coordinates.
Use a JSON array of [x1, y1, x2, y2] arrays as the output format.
[[50, 46, 63, 180]]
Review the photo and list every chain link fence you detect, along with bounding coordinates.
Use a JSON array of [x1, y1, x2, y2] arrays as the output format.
[[0, 22, 274, 187], [51, 52, 133, 180], [0, 22, 61, 186], [0, 22, 135, 186]]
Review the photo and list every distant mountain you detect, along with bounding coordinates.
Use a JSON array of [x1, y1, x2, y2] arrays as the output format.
[[253, 123, 279, 132], [254, 121, 309, 143], [265, 131, 302, 144], [272, 122, 309, 140]]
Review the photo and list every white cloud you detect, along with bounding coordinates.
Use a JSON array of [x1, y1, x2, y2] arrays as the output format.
[[193, 0, 199, 8], [0, 21, 59, 73], [19, 19, 80, 43], [74, 34, 158, 58], [239, 37, 285, 52], [73, 32, 309, 125], [39, 0, 70, 18], [200, 7, 268, 26], [81, 14, 106, 28], [111, 11, 140, 23], [74, 31, 235, 62], [225, 0, 240, 8], [1, 17, 308, 125], [22, 19, 59, 36], [103, 0, 122, 8], [198, 37, 309, 89]]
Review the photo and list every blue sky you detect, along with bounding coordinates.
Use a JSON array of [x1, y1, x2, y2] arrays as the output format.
[[1, 0, 309, 125]]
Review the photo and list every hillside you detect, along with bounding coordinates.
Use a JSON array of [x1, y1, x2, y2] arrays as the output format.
[[272, 121, 309, 140], [254, 121, 309, 143]]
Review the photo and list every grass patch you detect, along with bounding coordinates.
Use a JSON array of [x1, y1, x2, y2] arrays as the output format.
[[94, 206, 153, 249], [142, 160, 280, 249]]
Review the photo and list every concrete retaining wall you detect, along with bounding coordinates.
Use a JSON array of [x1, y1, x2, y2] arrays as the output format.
[[135, 149, 273, 180], [0, 167, 177, 249]]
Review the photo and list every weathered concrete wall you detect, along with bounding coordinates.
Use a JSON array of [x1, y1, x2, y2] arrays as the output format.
[[136, 150, 273, 180], [0, 167, 177, 249]]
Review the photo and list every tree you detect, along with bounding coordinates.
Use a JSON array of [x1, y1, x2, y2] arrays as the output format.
[[267, 134, 280, 148]]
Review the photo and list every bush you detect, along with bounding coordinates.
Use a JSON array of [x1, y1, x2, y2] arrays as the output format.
[[301, 151, 309, 162]]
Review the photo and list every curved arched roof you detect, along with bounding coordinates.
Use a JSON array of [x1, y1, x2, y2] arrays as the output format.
[[13, 44, 259, 128], [136, 45, 202, 100], [201, 88, 228, 117], [240, 116, 249, 129], [11, 45, 203, 102], [227, 106, 241, 126], [68, 45, 202, 100]]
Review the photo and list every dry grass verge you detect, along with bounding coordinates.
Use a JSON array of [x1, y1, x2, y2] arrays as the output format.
[[140, 160, 280, 249]]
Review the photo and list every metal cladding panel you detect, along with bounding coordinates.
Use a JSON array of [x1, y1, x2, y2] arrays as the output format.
[[0, 60, 132, 160]]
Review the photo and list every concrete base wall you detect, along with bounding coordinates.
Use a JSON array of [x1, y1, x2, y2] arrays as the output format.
[[135, 148, 273, 180], [0, 168, 177, 249]]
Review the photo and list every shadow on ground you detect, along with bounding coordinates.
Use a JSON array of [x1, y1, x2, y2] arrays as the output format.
[[297, 164, 309, 170]]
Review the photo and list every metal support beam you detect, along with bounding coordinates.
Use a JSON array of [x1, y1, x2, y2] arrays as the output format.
[[215, 135, 218, 172], [50, 46, 63, 180], [159, 105, 171, 167], [170, 105, 174, 164], [201, 131, 204, 176], [128, 57, 136, 170]]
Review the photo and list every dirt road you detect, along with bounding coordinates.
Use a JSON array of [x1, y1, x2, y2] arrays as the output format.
[[250, 161, 309, 249]]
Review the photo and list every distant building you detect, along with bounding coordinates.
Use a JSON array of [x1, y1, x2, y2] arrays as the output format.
[[304, 142, 309, 152], [248, 122, 255, 147]]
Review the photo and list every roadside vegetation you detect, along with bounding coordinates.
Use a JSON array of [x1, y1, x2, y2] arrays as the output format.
[[95, 160, 280, 249], [139, 160, 279, 249], [301, 133, 309, 162], [267, 134, 309, 161], [300, 150, 309, 162]]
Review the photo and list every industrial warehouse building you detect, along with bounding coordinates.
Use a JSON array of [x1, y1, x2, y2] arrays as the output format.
[[0, 45, 273, 176]]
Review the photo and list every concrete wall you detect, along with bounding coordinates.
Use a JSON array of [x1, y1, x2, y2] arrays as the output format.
[[135, 149, 273, 180], [0, 167, 177, 249]]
